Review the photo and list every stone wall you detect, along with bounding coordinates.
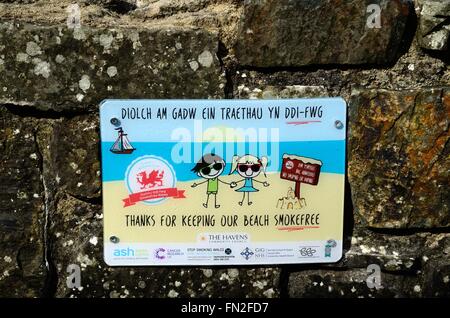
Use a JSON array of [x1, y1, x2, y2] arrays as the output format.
[[0, 0, 448, 298]]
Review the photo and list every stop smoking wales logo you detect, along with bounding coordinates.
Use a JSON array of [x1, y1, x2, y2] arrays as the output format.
[[123, 155, 185, 206]]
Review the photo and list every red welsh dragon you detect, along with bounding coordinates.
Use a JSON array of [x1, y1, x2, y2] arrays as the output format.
[[136, 170, 164, 189]]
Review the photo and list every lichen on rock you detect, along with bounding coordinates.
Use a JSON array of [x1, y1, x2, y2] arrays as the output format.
[[417, 0, 450, 51], [234, 0, 412, 67], [348, 88, 450, 228], [0, 22, 225, 112], [0, 106, 46, 297]]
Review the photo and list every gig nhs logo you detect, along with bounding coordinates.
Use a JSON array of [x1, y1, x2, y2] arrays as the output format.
[[113, 247, 149, 258]]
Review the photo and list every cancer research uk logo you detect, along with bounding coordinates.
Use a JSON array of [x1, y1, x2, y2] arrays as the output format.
[[154, 248, 166, 260], [123, 156, 185, 206], [153, 247, 184, 260]]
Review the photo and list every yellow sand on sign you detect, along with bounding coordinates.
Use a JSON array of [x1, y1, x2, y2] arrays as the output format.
[[103, 173, 345, 243]]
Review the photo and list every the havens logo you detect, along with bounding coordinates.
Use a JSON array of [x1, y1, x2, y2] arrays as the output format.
[[198, 233, 250, 244], [123, 156, 185, 206]]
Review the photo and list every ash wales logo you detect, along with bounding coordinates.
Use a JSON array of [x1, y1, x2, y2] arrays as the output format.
[[123, 156, 185, 207]]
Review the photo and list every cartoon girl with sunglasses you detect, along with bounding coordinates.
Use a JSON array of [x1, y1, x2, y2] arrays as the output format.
[[229, 155, 270, 206], [191, 153, 230, 208]]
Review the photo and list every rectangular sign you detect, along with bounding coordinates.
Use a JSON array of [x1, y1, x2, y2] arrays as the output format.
[[100, 98, 347, 266], [281, 155, 322, 185]]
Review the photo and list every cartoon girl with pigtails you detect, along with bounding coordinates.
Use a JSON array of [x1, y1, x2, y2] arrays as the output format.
[[229, 155, 270, 206]]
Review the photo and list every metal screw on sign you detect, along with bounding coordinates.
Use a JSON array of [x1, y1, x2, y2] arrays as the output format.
[[335, 120, 344, 130], [110, 118, 121, 126], [110, 236, 120, 244]]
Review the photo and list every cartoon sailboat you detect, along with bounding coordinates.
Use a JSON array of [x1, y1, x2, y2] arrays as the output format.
[[110, 127, 136, 154]]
